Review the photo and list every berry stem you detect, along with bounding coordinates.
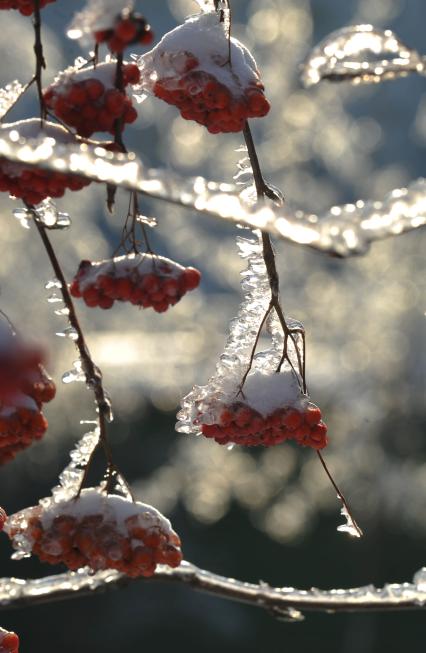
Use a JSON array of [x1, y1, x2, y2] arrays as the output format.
[[33, 0, 47, 122], [29, 210, 132, 499], [317, 450, 363, 538], [242, 121, 306, 391], [107, 53, 128, 211], [242, 123, 361, 535]]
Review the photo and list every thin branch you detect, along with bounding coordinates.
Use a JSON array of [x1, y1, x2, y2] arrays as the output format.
[[30, 212, 131, 497], [0, 562, 424, 616], [33, 0, 46, 121]]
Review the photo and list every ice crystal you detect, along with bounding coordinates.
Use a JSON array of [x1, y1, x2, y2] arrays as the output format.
[[302, 25, 425, 87], [337, 505, 363, 538], [0, 80, 26, 122]]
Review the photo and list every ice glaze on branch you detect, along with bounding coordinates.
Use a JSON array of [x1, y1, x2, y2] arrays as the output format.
[[0, 563, 424, 617]]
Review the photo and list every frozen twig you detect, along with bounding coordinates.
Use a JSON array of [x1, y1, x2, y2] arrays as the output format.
[[0, 563, 424, 617]]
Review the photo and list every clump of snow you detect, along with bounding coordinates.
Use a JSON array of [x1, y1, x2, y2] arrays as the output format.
[[75, 253, 185, 293], [134, 12, 262, 101], [48, 59, 118, 94], [5, 488, 175, 558]]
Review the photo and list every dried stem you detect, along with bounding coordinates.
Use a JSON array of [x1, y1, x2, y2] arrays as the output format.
[[107, 53, 127, 211], [317, 451, 363, 537], [242, 121, 306, 391], [30, 212, 131, 497], [33, 0, 46, 121]]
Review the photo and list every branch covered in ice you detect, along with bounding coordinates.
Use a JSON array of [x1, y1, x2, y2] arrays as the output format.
[[137, 172, 426, 257], [0, 121, 424, 256], [0, 562, 424, 617], [302, 25, 426, 87], [0, 119, 143, 188]]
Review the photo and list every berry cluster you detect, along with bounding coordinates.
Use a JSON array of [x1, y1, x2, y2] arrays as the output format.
[[153, 55, 270, 133], [0, 159, 91, 206], [0, 328, 55, 464], [0, 627, 19, 653], [70, 253, 201, 313], [95, 12, 154, 53], [43, 62, 140, 138], [201, 401, 328, 449], [0, 0, 54, 15], [7, 490, 182, 578]]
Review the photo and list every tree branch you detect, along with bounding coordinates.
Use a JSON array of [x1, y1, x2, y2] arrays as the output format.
[[0, 562, 424, 617]]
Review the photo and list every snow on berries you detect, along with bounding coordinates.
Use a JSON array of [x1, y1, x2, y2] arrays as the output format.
[[43, 61, 140, 138], [0, 627, 19, 653], [177, 233, 328, 450], [6, 489, 182, 577], [70, 253, 201, 312], [135, 12, 270, 134], [0, 119, 91, 205], [0, 0, 54, 15], [0, 322, 55, 464]]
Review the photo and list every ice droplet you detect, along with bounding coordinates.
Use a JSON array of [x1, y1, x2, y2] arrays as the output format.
[[54, 307, 70, 316], [12, 207, 31, 229], [136, 214, 158, 228], [47, 294, 62, 303], [45, 278, 62, 290], [62, 360, 85, 384], [56, 326, 78, 341]]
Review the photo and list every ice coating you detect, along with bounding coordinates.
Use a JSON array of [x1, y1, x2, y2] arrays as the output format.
[[0, 117, 142, 187], [302, 25, 425, 87], [177, 230, 307, 437], [0, 561, 423, 613], [0, 119, 423, 255], [134, 12, 261, 101], [49, 429, 100, 506], [0, 81, 25, 122], [67, 0, 134, 42]]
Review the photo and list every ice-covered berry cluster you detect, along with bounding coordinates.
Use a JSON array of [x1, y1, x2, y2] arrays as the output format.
[[177, 234, 328, 451], [0, 119, 92, 205], [0, 324, 55, 464], [95, 12, 154, 53], [6, 489, 182, 577], [43, 62, 140, 138], [201, 399, 328, 448], [0, 0, 54, 15], [0, 627, 19, 653], [70, 253, 201, 312], [136, 12, 270, 133]]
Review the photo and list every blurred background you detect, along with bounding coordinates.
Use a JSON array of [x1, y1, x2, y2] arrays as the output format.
[[0, 0, 425, 651]]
